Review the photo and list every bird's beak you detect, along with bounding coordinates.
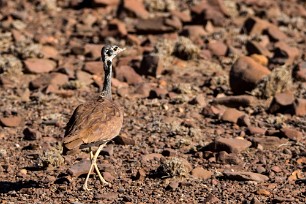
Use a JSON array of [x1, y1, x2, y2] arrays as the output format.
[[118, 47, 126, 53]]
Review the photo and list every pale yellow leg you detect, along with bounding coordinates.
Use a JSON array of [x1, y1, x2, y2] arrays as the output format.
[[83, 143, 109, 191]]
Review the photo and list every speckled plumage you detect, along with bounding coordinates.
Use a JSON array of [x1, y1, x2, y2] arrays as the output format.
[[63, 97, 123, 155]]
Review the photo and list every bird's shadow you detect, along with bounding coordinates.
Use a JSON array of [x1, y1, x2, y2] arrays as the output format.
[[0, 180, 42, 194]]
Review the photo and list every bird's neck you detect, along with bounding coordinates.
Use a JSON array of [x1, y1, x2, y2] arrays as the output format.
[[101, 60, 112, 99]]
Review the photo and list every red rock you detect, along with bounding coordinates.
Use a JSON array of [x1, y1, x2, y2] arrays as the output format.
[[191, 167, 212, 180], [135, 17, 178, 33], [41, 46, 59, 59], [250, 54, 268, 66], [294, 61, 306, 82], [209, 137, 252, 153], [123, 0, 149, 19], [242, 17, 270, 36], [294, 99, 306, 116], [213, 95, 257, 108], [181, 25, 206, 43], [133, 83, 152, 98], [83, 61, 104, 75], [280, 127, 303, 141], [140, 54, 163, 77], [91, 0, 119, 6], [0, 116, 22, 127], [223, 171, 269, 182], [207, 41, 228, 56], [111, 78, 129, 88], [190, 94, 207, 107], [217, 151, 242, 165], [135, 169, 146, 180], [76, 70, 93, 86], [246, 41, 272, 58], [268, 92, 295, 114], [114, 134, 135, 145], [164, 15, 182, 30], [171, 10, 192, 23], [273, 42, 300, 65], [252, 136, 288, 149], [68, 159, 91, 177], [149, 87, 168, 99], [24, 58, 56, 74], [237, 115, 251, 127], [264, 25, 288, 42], [109, 19, 127, 36], [246, 126, 266, 136], [50, 73, 69, 86], [84, 44, 103, 59], [102, 172, 115, 182], [23, 127, 41, 140], [221, 108, 245, 123], [115, 65, 143, 84], [141, 153, 163, 163], [167, 181, 179, 190], [230, 56, 271, 94]]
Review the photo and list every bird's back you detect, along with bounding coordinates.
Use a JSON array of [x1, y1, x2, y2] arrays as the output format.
[[63, 96, 123, 155]]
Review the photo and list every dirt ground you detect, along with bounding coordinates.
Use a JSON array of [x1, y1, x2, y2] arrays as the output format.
[[0, 0, 306, 203]]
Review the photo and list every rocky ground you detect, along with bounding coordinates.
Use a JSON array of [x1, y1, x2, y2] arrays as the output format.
[[0, 0, 306, 203]]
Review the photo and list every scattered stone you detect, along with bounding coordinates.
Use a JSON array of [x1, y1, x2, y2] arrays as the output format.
[[268, 92, 295, 114], [273, 42, 300, 65], [23, 127, 41, 140], [191, 167, 212, 180], [123, 0, 149, 19], [189, 94, 207, 107], [67, 159, 91, 177], [223, 171, 269, 182], [207, 41, 228, 56], [293, 61, 306, 82], [280, 127, 303, 141], [246, 41, 272, 58], [115, 65, 143, 84], [257, 189, 271, 196], [135, 169, 146, 180], [140, 54, 164, 77], [114, 134, 136, 145], [251, 136, 288, 149], [264, 25, 288, 42], [84, 44, 103, 59], [207, 137, 252, 153], [237, 115, 251, 127], [83, 61, 104, 75], [141, 153, 163, 163], [230, 56, 271, 94], [181, 25, 206, 42], [293, 99, 306, 116], [102, 172, 115, 182], [135, 17, 178, 33], [41, 46, 59, 59], [221, 108, 245, 123], [76, 70, 93, 86], [101, 145, 113, 156], [241, 17, 269, 35], [0, 116, 22, 127], [246, 126, 266, 136], [213, 95, 257, 108], [167, 181, 179, 190], [250, 54, 268, 66], [217, 151, 242, 165], [24, 58, 56, 74]]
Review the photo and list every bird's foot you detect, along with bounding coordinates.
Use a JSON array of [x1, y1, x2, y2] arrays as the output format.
[[83, 183, 92, 191]]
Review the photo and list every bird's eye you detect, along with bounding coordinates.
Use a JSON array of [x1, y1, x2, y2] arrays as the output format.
[[106, 50, 113, 56], [113, 46, 118, 51]]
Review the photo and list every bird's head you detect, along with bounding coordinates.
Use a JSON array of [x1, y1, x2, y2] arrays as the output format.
[[101, 45, 125, 64]]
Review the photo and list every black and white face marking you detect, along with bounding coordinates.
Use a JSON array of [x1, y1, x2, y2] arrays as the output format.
[[101, 45, 125, 63]]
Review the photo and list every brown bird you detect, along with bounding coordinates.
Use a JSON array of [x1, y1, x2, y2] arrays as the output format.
[[63, 45, 125, 191]]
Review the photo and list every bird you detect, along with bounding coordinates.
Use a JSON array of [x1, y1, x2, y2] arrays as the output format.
[[63, 45, 126, 191]]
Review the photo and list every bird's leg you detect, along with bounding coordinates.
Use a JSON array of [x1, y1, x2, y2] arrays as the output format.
[[83, 147, 94, 191], [92, 143, 110, 186]]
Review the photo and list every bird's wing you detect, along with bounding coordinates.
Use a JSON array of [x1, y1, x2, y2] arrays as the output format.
[[63, 98, 123, 151]]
